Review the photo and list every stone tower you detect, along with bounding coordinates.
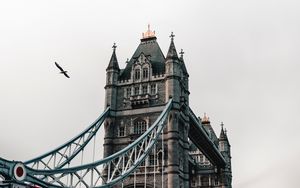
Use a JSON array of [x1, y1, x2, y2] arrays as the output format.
[[103, 27, 232, 188], [104, 26, 190, 188]]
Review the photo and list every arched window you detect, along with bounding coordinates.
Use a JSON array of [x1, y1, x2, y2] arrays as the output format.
[[142, 68, 148, 79], [134, 120, 147, 134], [134, 69, 140, 80]]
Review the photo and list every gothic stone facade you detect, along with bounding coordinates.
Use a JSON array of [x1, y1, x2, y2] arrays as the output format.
[[104, 28, 232, 188]]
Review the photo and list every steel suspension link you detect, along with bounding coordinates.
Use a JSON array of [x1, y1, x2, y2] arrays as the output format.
[[24, 107, 110, 170], [24, 99, 172, 188]]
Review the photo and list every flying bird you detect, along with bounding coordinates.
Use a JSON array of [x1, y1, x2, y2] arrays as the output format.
[[55, 62, 70, 78]]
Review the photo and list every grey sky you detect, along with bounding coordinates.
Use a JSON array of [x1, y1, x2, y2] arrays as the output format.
[[1, 0, 300, 187]]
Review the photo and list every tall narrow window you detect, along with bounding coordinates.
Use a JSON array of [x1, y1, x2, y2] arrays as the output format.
[[142, 68, 148, 79], [200, 154, 204, 164], [151, 84, 156, 94], [134, 69, 140, 80], [142, 85, 148, 94], [119, 127, 125, 137], [126, 87, 131, 98], [134, 86, 139, 95]]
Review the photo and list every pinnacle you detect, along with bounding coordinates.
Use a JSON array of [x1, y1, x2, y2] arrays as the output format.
[[166, 32, 179, 59], [107, 43, 120, 71], [219, 122, 228, 141]]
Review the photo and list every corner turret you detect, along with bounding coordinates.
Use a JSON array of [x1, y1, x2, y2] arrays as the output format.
[[165, 32, 181, 103], [166, 32, 179, 60], [106, 43, 120, 71], [219, 122, 232, 187], [179, 49, 189, 77], [219, 122, 230, 149], [105, 43, 120, 110]]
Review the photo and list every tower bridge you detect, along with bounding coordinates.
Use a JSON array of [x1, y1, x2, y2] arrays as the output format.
[[0, 27, 232, 188]]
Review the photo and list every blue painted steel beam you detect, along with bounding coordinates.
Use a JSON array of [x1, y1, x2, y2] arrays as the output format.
[[24, 107, 110, 169]]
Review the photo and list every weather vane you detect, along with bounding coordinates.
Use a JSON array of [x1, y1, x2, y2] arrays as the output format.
[[169, 32, 175, 40], [180, 49, 184, 57], [112, 43, 117, 50]]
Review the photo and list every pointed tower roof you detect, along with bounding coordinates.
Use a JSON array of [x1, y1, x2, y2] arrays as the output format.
[[219, 122, 229, 142], [220, 129, 226, 140], [166, 32, 179, 60], [106, 43, 120, 71], [179, 49, 189, 76], [119, 26, 165, 80]]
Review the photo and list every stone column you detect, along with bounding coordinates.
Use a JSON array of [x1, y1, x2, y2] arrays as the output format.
[[103, 118, 114, 158], [182, 121, 190, 188], [167, 111, 180, 188]]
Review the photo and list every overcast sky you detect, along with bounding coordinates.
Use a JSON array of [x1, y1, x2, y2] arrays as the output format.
[[1, 0, 300, 187]]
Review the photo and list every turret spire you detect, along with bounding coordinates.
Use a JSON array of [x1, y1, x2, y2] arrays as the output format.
[[106, 43, 120, 71], [112, 42, 117, 51], [170, 32, 175, 40], [166, 32, 179, 59], [219, 122, 228, 141], [179, 48, 188, 75]]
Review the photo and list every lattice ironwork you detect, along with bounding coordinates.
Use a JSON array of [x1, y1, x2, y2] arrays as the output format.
[[0, 100, 172, 188], [24, 107, 110, 171]]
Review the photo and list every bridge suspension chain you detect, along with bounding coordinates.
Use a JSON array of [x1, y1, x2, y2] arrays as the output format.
[[23, 99, 172, 188], [24, 107, 110, 171]]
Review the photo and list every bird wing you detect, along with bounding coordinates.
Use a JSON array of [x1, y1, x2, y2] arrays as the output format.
[[55, 62, 64, 72], [63, 72, 70, 78]]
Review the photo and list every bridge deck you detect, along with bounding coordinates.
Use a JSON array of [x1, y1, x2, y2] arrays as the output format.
[[188, 108, 226, 168]]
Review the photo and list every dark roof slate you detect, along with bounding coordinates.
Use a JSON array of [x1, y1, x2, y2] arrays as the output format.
[[166, 39, 179, 60], [119, 38, 165, 80], [106, 49, 120, 71], [219, 127, 229, 142], [180, 56, 189, 76]]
